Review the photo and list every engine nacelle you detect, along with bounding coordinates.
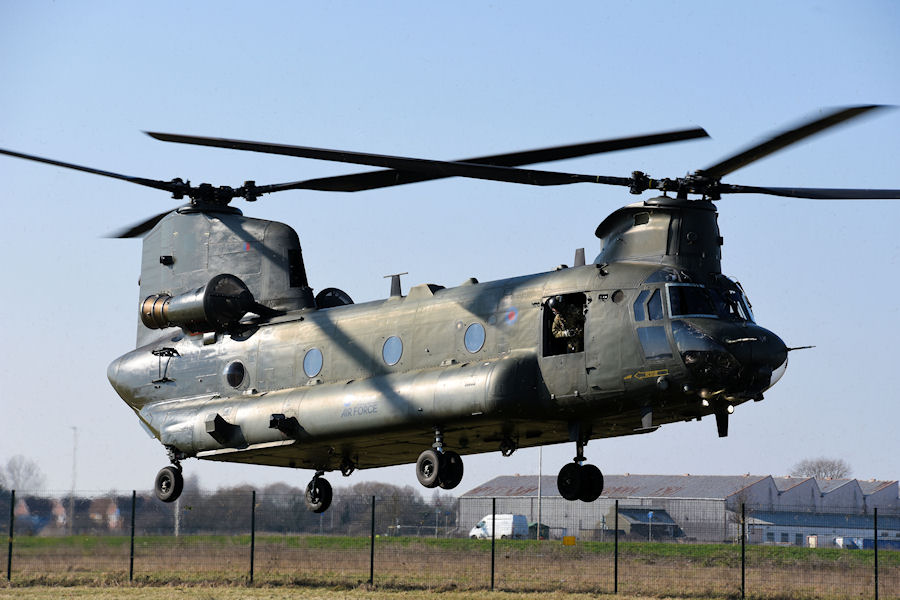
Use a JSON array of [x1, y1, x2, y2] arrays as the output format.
[[141, 274, 255, 332]]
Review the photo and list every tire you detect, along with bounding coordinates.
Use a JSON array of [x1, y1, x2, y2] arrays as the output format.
[[438, 451, 464, 490], [154, 466, 184, 503], [416, 449, 442, 488], [557, 462, 582, 501], [578, 464, 604, 502], [305, 477, 333, 513]]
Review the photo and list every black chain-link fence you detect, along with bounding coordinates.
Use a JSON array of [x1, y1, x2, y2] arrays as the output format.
[[2, 489, 897, 598]]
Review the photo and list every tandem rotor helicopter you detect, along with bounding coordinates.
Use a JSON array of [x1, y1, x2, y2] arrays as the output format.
[[2, 105, 898, 513]]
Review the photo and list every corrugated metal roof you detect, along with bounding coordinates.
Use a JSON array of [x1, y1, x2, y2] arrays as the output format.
[[462, 474, 769, 499], [816, 478, 856, 493], [858, 479, 896, 494], [461, 474, 898, 502], [772, 476, 813, 492]]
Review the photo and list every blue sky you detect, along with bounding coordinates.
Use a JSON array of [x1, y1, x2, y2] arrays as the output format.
[[1, 1, 898, 494]]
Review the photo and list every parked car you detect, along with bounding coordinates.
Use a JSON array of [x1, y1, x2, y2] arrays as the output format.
[[469, 514, 528, 539]]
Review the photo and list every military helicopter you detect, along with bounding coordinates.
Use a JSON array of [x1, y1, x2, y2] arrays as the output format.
[[2, 105, 898, 513]]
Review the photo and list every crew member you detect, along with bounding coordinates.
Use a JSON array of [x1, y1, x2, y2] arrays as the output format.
[[550, 296, 584, 353]]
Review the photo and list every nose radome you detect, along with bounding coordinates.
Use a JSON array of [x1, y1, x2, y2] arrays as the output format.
[[748, 327, 788, 391]]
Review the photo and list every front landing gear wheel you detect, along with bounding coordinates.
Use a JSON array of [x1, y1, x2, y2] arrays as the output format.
[[557, 463, 582, 501], [439, 451, 464, 490], [305, 476, 333, 513], [416, 449, 442, 488], [155, 466, 184, 503]]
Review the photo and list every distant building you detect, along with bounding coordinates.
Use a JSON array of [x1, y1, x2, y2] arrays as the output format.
[[459, 474, 899, 544]]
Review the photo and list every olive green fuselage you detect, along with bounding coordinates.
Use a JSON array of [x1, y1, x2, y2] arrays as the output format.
[[107, 200, 787, 476]]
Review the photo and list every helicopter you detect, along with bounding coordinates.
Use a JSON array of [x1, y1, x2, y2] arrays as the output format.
[[2, 105, 898, 513]]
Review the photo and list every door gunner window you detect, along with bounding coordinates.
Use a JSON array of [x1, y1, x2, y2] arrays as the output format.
[[543, 292, 587, 356]]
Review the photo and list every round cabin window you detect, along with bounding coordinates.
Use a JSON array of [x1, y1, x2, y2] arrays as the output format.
[[382, 336, 403, 366], [303, 348, 323, 377], [464, 322, 486, 353]]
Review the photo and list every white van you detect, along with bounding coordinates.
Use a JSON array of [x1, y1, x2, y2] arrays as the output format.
[[468, 514, 528, 539]]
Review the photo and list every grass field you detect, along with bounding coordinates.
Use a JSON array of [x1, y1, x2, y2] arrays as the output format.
[[2, 535, 897, 599], [0, 587, 690, 600]]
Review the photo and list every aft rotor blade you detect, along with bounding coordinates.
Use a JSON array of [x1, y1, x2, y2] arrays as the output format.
[[720, 183, 900, 199], [698, 105, 889, 180], [0, 147, 181, 195], [107, 210, 172, 238], [247, 127, 709, 192], [147, 131, 634, 188]]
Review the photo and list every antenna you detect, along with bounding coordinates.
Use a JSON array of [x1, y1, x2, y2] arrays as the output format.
[[384, 272, 408, 297]]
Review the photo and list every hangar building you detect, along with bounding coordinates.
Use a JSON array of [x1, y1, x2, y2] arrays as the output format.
[[458, 474, 898, 545]]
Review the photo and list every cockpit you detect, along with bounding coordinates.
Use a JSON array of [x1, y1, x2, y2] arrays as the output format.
[[640, 268, 755, 323], [633, 268, 786, 401], [667, 282, 754, 323]]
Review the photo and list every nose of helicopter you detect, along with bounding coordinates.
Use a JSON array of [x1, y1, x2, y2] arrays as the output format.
[[723, 325, 788, 395], [672, 320, 788, 399]]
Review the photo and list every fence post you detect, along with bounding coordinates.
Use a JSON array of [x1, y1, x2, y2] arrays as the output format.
[[6, 490, 13, 582], [129, 490, 136, 582], [249, 490, 256, 584], [614, 498, 619, 594], [369, 495, 375, 585], [874, 507, 878, 600], [741, 503, 745, 600], [490, 498, 496, 591]]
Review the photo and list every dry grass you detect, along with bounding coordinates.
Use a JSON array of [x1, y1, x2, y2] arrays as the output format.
[[0, 587, 707, 600], [1, 535, 896, 599]]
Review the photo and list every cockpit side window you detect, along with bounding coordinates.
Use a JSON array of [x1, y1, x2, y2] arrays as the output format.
[[668, 284, 717, 318], [633, 290, 650, 322], [709, 288, 755, 322], [647, 289, 664, 321]]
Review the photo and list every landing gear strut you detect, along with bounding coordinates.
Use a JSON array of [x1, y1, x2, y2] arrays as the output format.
[[305, 471, 333, 513], [415, 427, 464, 490], [556, 437, 604, 503]]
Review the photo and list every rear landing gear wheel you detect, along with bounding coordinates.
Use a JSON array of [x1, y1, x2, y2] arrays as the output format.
[[305, 475, 332, 513], [438, 451, 464, 490], [155, 465, 184, 503], [578, 464, 604, 502], [557, 462, 604, 503], [557, 463, 582, 501], [416, 449, 442, 488]]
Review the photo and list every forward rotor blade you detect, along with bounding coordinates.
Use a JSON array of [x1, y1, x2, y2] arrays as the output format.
[[0, 147, 180, 195], [698, 105, 890, 180], [107, 210, 172, 238], [720, 183, 900, 199], [147, 131, 634, 188], [248, 128, 708, 192]]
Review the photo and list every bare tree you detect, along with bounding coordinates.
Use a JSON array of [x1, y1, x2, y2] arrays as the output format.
[[790, 457, 852, 479], [2, 455, 47, 491]]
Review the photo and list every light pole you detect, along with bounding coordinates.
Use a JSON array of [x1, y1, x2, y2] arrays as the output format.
[[537, 446, 543, 540], [68, 427, 77, 535]]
